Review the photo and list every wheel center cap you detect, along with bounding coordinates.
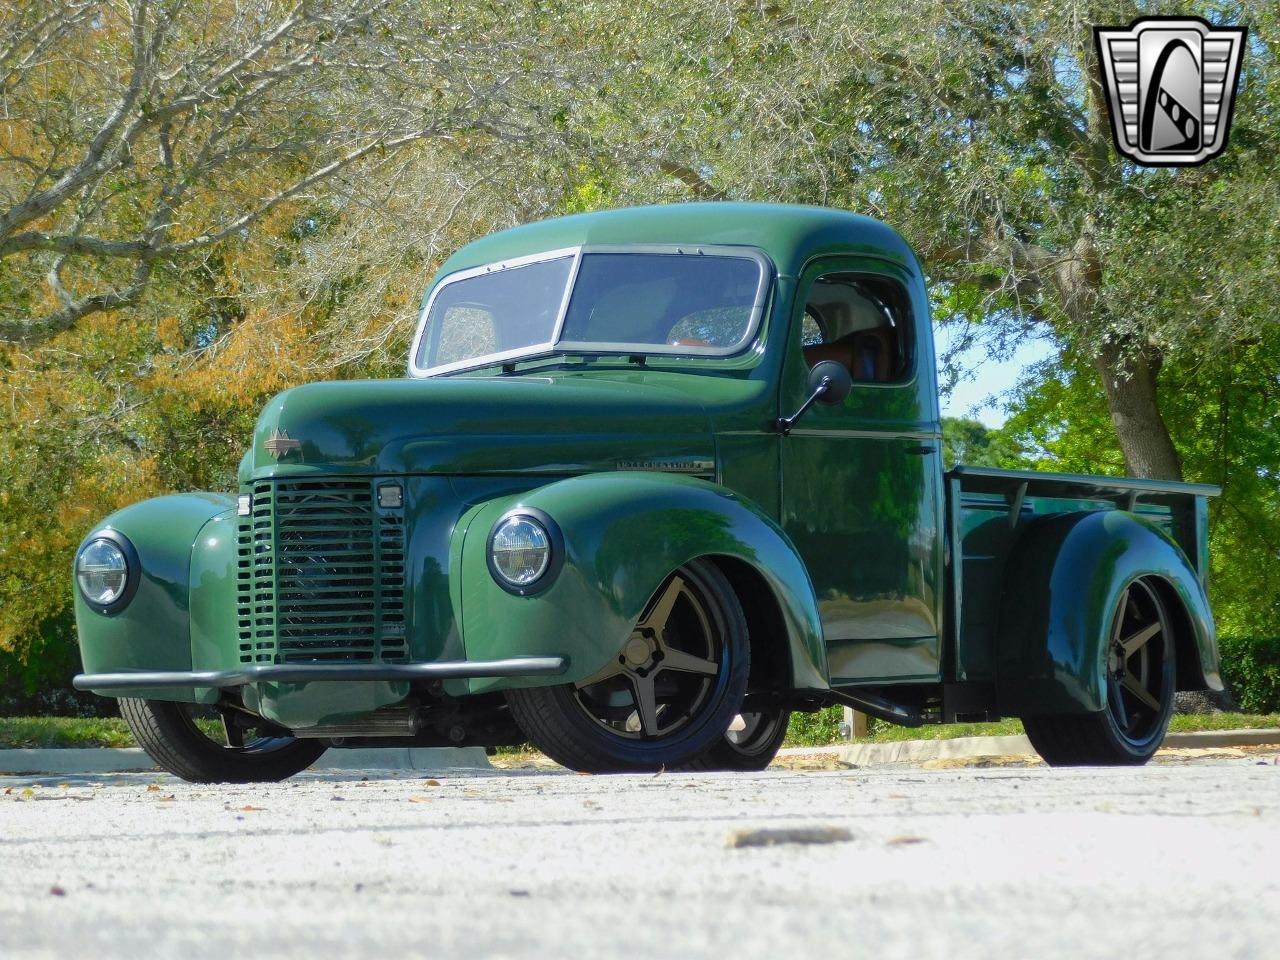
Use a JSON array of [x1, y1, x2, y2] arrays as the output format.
[[624, 635, 652, 667]]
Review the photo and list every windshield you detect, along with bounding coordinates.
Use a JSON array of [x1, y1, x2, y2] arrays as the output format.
[[412, 247, 769, 375]]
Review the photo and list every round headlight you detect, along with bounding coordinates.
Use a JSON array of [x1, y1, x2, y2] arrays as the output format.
[[489, 516, 552, 588], [76, 539, 130, 607]]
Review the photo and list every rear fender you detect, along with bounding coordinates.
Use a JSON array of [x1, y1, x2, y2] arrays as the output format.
[[997, 510, 1220, 717], [456, 472, 827, 695]]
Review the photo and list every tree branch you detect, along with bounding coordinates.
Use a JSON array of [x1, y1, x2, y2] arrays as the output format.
[[658, 161, 727, 200], [0, 261, 154, 345], [158, 127, 444, 256], [0, 2, 155, 239], [0, 230, 151, 258]]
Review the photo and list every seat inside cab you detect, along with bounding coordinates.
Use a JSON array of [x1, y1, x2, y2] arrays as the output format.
[[800, 275, 907, 382]]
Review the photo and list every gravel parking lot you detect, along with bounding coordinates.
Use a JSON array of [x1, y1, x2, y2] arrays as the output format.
[[2, 754, 1279, 960]]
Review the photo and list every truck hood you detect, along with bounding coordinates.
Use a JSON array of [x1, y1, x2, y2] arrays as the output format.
[[247, 373, 730, 477]]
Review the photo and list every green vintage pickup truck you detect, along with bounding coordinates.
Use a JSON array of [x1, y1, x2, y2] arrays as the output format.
[[72, 203, 1222, 781]]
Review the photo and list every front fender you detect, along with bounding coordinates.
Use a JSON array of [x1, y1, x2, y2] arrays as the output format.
[[456, 472, 827, 695], [74, 493, 236, 703], [997, 510, 1220, 717]]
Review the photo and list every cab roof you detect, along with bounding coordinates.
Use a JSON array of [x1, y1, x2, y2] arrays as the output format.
[[431, 202, 921, 283]]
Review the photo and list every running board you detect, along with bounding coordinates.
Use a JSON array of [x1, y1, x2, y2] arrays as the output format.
[[73, 656, 568, 691]]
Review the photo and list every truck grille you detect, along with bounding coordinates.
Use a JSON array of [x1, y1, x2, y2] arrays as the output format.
[[236, 479, 407, 665]]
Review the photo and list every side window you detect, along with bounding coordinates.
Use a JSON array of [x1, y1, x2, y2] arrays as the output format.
[[799, 273, 913, 383], [800, 306, 824, 347]]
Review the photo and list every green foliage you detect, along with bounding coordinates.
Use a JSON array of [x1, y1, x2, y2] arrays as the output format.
[[0, 716, 133, 749], [1219, 637, 1280, 715], [783, 706, 844, 746], [0, 613, 88, 709], [941, 417, 1025, 470], [857, 718, 1026, 742], [1000, 356, 1127, 476], [1000, 330, 1280, 642]]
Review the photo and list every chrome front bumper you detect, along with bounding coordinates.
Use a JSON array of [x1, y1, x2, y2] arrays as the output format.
[[73, 656, 568, 691]]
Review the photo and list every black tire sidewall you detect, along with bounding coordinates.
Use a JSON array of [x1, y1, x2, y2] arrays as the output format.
[[121, 697, 325, 783]]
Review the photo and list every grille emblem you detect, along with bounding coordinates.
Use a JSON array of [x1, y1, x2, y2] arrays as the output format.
[[1094, 17, 1246, 167], [264, 429, 302, 459]]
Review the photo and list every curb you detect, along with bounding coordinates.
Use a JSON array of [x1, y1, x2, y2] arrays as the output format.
[[778, 728, 1280, 767], [0, 746, 492, 776], [0, 748, 157, 775]]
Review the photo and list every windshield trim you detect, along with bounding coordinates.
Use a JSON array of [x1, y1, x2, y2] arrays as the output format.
[[408, 243, 773, 378]]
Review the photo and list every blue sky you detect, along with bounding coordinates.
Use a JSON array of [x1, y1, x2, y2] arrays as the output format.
[[935, 327, 1056, 427]]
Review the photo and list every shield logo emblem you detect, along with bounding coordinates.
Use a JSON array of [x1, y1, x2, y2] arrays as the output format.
[[1094, 17, 1246, 166]]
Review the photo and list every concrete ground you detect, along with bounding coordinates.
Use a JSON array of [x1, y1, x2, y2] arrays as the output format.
[[2, 754, 1279, 960]]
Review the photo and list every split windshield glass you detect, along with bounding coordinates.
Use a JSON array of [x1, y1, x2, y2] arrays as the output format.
[[414, 249, 767, 375]]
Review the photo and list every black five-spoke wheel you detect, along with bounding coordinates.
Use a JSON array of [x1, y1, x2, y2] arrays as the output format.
[[1024, 578, 1176, 766], [573, 570, 727, 740], [505, 559, 750, 772]]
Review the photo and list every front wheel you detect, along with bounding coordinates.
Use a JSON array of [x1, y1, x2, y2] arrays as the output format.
[[120, 698, 326, 783], [1023, 578, 1176, 766], [505, 559, 750, 773]]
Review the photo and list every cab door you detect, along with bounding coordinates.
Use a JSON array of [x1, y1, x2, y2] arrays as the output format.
[[779, 257, 944, 685]]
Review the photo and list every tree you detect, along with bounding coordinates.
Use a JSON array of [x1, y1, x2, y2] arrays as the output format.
[[0, 0, 608, 669], [577, 0, 1280, 482], [0, 0, 580, 345], [941, 417, 1024, 469]]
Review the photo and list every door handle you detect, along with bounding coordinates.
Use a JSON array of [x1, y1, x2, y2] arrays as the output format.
[[906, 444, 937, 455]]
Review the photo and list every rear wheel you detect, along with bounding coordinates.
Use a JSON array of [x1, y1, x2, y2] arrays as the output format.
[[119, 698, 326, 783], [1023, 578, 1176, 766], [505, 559, 750, 773]]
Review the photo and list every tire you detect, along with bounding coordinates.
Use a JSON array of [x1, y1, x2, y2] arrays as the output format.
[[680, 707, 791, 772], [120, 698, 326, 783], [1023, 578, 1177, 766], [505, 559, 750, 773]]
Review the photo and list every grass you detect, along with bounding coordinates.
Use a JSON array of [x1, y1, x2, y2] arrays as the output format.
[[1167, 713, 1280, 733], [0, 715, 226, 748], [783, 706, 1280, 745], [2, 711, 1278, 750], [0, 716, 135, 749]]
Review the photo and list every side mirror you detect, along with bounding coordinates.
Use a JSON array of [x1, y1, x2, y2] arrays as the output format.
[[776, 361, 853, 436], [807, 360, 853, 405]]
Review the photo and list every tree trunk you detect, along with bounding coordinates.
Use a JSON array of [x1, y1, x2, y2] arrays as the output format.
[[1093, 339, 1184, 481], [1045, 231, 1182, 482], [1093, 340, 1240, 713]]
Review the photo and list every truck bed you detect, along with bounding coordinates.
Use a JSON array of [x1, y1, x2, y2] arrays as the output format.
[[944, 465, 1220, 685]]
